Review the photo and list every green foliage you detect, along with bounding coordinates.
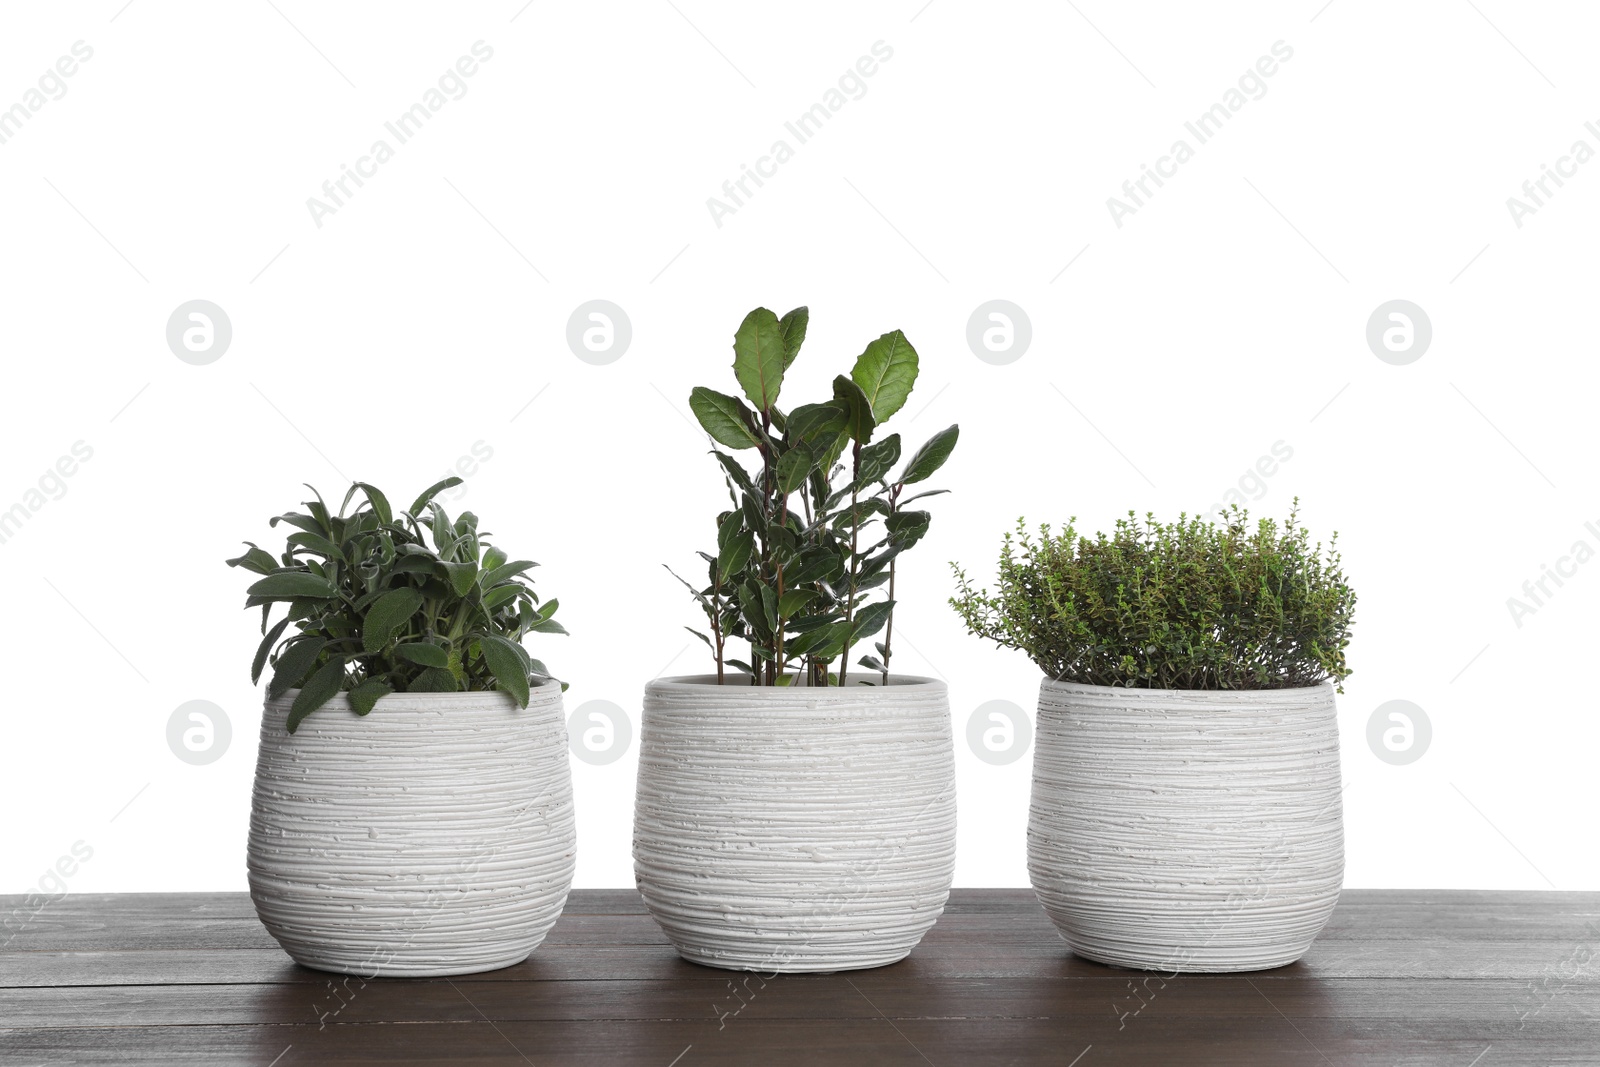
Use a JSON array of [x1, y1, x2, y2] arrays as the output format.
[[227, 481, 566, 732], [677, 306, 960, 686], [950, 504, 1355, 691]]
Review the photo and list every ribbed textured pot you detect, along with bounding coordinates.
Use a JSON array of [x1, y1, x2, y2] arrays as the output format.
[[1029, 679, 1344, 972], [248, 684, 575, 977], [634, 675, 956, 972]]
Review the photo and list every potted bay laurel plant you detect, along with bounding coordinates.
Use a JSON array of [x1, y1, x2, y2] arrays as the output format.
[[951, 504, 1355, 972], [634, 305, 961, 972], [228, 479, 574, 977]]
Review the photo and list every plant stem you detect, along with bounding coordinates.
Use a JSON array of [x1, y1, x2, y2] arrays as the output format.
[[761, 412, 789, 685], [837, 441, 862, 687], [713, 576, 724, 685], [804, 474, 821, 687], [775, 496, 787, 682], [881, 483, 900, 686], [883, 557, 895, 686]]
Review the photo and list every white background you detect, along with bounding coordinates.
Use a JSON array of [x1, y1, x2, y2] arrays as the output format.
[[2, 1, 1596, 895]]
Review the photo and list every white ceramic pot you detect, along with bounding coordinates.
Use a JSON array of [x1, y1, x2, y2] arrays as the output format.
[[1029, 679, 1344, 972], [634, 675, 956, 972], [247, 684, 575, 977]]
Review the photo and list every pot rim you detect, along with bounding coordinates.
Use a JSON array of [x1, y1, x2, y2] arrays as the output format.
[[272, 677, 561, 707], [1039, 676, 1334, 701], [650, 673, 945, 695]]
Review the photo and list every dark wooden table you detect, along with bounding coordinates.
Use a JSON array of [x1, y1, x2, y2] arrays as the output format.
[[3, 889, 1597, 1065]]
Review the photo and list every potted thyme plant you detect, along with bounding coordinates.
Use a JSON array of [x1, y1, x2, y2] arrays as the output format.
[[228, 479, 575, 977], [951, 505, 1355, 972], [634, 306, 961, 972]]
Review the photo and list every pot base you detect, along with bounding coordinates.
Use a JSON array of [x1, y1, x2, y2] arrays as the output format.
[[276, 944, 538, 979], [672, 945, 912, 974], [1054, 925, 1328, 973]]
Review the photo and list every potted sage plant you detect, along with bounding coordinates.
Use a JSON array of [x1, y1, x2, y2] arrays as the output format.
[[635, 305, 961, 972], [951, 504, 1355, 972], [228, 479, 574, 977]]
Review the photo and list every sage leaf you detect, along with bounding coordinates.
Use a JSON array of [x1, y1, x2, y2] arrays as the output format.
[[442, 560, 478, 598], [251, 617, 291, 685], [286, 531, 344, 561], [482, 560, 538, 588], [268, 636, 329, 701], [362, 587, 423, 653], [394, 642, 450, 668], [247, 572, 337, 599], [286, 657, 346, 733], [407, 667, 458, 693], [226, 543, 279, 575], [407, 477, 464, 517], [480, 634, 530, 708], [269, 512, 323, 535], [355, 483, 393, 525], [348, 679, 392, 716], [482, 584, 522, 611], [232, 480, 568, 731]]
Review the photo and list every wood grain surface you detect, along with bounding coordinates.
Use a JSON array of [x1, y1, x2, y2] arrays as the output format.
[[3, 889, 1597, 1065]]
